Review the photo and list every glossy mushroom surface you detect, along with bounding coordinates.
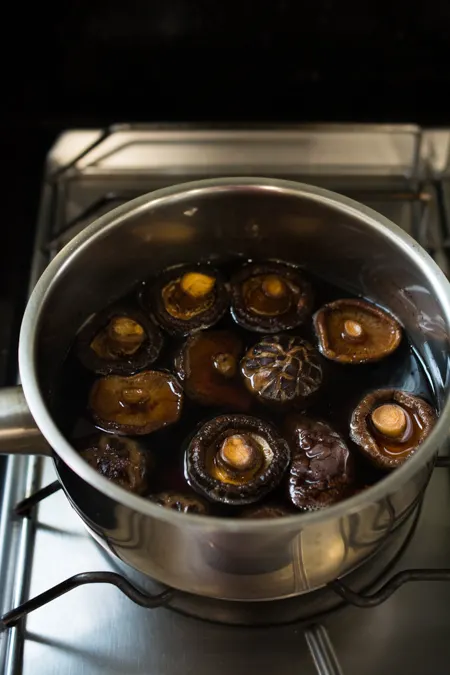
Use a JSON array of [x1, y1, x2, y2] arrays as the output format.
[[350, 389, 437, 469], [79, 433, 151, 494], [89, 370, 183, 435], [175, 330, 252, 411], [230, 261, 313, 333], [76, 306, 163, 375], [285, 415, 355, 510], [186, 414, 290, 505], [150, 490, 209, 514], [241, 334, 323, 407], [142, 264, 228, 336], [313, 298, 402, 364]]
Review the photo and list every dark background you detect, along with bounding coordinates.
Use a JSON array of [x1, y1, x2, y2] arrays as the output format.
[[1, 0, 449, 383]]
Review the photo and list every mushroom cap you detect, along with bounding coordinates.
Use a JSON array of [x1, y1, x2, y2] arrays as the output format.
[[285, 415, 355, 510], [76, 305, 163, 375], [175, 330, 253, 411], [186, 414, 290, 506], [241, 334, 323, 406], [313, 298, 402, 364], [150, 490, 209, 514], [350, 388, 437, 469], [141, 264, 229, 336], [230, 261, 313, 333], [79, 433, 151, 494], [89, 370, 183, 435]]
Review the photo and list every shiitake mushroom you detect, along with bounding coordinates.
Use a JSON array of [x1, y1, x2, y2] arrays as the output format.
[[141, 264, 229, 336], [285, 415, 355, 510], [79, 433, 151, 494], [350, 389, 437, 469], [89, 370, 183, 435], [314, 298, 402, 364], [175, 330, 253, 411], [150, 490, 209, 514], [230, 261, 313, 333], [76, 305, 163, 375], [186, 414, 290, 506], [241, 334, 323, 407]]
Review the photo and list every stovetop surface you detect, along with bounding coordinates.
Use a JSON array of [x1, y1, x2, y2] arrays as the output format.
[[2, 124, 450, 675]]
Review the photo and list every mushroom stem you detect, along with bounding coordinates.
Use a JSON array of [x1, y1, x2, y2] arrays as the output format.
[[219, 434, 261, 472], [371, 404, 407, 439], [343, 319, 365, 342], [212, 352, 237, 378], [107, 317, 145, 352], [180, 272, 216, 299], [262, 275, 287, 299], [120, 387, 149, 406]]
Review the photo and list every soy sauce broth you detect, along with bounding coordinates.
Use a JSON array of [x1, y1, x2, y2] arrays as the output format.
[[53, 260, 436, 516]]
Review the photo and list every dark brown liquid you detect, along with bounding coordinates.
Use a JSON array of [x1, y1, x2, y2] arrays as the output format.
[[54, 261, 436, 516]]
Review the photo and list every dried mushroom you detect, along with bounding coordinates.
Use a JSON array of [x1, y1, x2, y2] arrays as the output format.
[[175, 330, 252, 411], [285, 415, 355, 510], [350, 389, 437, 469], [314, 298, 402, 364], [79, 433, 151, 494], [241, 334, 323, 407], [186, 414, 290, 506], [240, 504, 294, 519], [89, 370, 183, 435], [142, 264, 228, 336], [76, 305, 163, 375], [230, 261, 313, 333], [150, 490, 209, 514]]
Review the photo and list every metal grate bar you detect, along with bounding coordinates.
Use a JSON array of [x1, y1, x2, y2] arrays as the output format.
[[0, 573, 173, 630], [14, 481, 61, 518], [305, 624, 343, 675]]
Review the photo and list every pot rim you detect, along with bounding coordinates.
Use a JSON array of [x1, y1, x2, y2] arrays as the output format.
[[19, 177, 450, 531]]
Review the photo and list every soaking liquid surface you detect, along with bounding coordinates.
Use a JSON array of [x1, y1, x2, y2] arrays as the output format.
[[54, 262, 436, 516]]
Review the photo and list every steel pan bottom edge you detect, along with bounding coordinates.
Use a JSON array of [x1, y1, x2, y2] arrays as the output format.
[[94, 505, 420, 626]]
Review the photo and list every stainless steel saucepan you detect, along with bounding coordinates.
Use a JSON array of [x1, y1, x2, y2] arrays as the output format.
[[1, 177, 449, 602]]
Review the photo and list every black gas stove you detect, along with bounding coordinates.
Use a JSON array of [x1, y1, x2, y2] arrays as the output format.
[[1, 124, 450, 675]]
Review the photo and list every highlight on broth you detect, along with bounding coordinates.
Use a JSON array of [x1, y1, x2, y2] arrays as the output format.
[[59, 259, 438, 519]]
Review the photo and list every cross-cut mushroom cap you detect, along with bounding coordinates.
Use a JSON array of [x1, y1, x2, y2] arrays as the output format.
[[241, 334, 323, 406]]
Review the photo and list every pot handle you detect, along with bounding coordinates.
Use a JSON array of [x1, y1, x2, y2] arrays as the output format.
[[0, 385, 52, 456]]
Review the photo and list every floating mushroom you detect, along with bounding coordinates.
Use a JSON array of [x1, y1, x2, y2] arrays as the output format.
[[350, 389, 437, 469], [313, 298, 402, 364], [241, 334, 323, 407], [285, 415, 355, 510], [230, 261, 313, 333], [150, 490, 209, 514], [141, 264, 229, 336], [79, 433, 151, 494], [76, 306, 163, 375], [89, 370, 183, 435], [175, 330, 252, 411], [186, 414, 290, 506]]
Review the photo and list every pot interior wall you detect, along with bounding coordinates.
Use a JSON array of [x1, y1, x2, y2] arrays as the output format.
[[34, 185, 450, 410]]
